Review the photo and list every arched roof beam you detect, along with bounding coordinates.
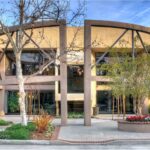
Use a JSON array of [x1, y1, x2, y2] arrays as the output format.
[[85, 20, 150, 34]]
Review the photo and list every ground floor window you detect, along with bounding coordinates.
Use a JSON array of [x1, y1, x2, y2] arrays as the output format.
[[7, 90, 55, 115], [67, 65, 84, 93], [57, 101, 84, 118], [7, 91, 19, 114], [97, 90, 134, 114]]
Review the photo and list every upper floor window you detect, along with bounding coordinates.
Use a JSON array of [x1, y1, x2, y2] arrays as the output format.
[[5, 51, 55, 76], [96, 52, 110, 76]]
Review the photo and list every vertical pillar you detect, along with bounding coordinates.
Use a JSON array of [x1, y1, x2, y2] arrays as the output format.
[[60, 20, 67, 125], [84, 21, 91, 126], [4, 91, 8, 113], [0, 53, 5, 113], [132, 30, 135, 59], [55, 64, 59, 116], [0, 89, 5, 113], [91, 52, 96, 116]]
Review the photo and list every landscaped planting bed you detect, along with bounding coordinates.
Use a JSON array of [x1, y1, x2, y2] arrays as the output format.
[[0, 113, 56, 140], [0, 119, 12, 126], [118, 115, 150, 132]]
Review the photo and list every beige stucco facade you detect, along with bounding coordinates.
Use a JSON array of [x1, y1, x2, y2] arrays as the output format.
[[0, 20, 150, 125]]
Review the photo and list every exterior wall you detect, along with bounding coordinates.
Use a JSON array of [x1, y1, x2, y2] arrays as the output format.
[[0, 23, 150, 115]]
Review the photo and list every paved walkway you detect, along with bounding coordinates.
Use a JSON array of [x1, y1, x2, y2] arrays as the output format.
[[1, 115, 150, 144], [56, 119, 150, 143]]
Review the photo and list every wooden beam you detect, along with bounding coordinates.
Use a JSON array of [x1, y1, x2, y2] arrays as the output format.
[[85, 20, 150, 34], [60, 21, 67, 126], [132, 30, 135, 59], [0, 32, 14, 63], [0, 20, 65, 35], [4, 76, 60, 84], [136, 31, 148, 53], [91, 76, 112, 82], [57, 93, 84, 101], [5, 84, 55, 90], [84, 21, 91, 126]]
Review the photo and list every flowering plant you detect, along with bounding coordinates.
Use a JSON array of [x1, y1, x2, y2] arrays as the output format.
[[126, 115, 150, 122]]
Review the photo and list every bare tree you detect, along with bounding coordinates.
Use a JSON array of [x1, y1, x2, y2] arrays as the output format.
[[0, 0, 85, 126]]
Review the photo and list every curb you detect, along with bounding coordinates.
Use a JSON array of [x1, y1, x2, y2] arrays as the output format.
[[58, 138, 150, 145], [1, 139, 150, 145], [0, 139, 64, 145]]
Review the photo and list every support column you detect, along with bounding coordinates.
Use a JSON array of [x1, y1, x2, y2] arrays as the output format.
[[0, 89, 5, 113], [132, 30, 135, 59], [4, 91, 8, 113], [55, 64, 59, 116], [60, 21, 67, 126], [84, 22, 91, 126], [91, 52, 96, 116], [0, 54, 5, 113]]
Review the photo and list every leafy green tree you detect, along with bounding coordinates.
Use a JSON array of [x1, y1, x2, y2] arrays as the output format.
[[101, 53, 150, 115]]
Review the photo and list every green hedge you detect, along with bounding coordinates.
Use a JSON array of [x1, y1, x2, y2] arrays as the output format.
[[0, 122, 36, 139], [0, 120, 12, 126], [68, 112, 84, 118]]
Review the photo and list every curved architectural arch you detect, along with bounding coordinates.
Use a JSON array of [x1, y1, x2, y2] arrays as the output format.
[[85, 20, 150, 34], [0, 20, 66, 36], [84, 20, 150, 126]]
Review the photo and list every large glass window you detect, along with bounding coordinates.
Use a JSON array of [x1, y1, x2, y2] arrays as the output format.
[[67, 65, 84, 93], [97, 90, 134, 114], [7, 90, 55, 115], [96, 52, 131, 76], [96, 52, 111, 76], [6, 51, 55, 76]]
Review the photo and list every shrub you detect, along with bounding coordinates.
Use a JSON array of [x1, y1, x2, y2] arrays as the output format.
[[26, 122, 36, 131], [0, 122, 36, 139], [6, 122, 36, 131], [33, 111, 53, 133], [126, 115, 150, 122], [68, 112, 84, 118], [45, 123, 55, 136], [0, 131, 11, 139], [5, 129, 30, 139], [0, 119, 12, 126], [0, 128, 30, 140], [6, 123, 23, 130]]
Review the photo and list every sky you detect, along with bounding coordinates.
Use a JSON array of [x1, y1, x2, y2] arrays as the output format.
[[1, 0, 150, 27], [73, 0, 150, 26]]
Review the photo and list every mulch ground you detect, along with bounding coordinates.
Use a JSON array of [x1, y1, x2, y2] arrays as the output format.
[[30, 126, 60, 140]]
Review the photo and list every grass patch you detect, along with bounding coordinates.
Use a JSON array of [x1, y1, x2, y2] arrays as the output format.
[[0, 119, 12, 126], [0, 122, 36, 139]]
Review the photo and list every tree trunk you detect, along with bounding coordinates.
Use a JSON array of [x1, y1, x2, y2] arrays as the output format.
[[16, 52, 27, 126], [137, 105, 142, 115], [112, 96, 114, 120], [136, 97, 144, 116], [117, 97, 120, 119], [123, 95, 126, 120]]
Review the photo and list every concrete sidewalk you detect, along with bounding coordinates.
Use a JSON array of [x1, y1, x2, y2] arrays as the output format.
[[57, 119, 150, 143], [1, 115, 150, 144]]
